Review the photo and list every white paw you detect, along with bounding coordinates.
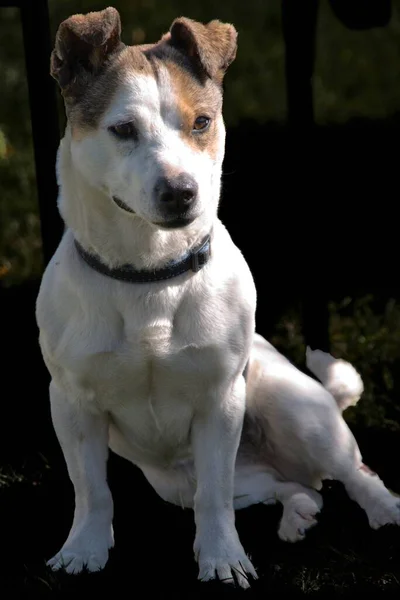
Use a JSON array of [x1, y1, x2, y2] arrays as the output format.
[[47, 524, 114, 574], [47, 548, 109, 574], [278, 491, 322, 543], [194, 528, 257, 589], [366, 493, 400, 529]]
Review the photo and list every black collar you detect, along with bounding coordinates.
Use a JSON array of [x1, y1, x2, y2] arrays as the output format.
[[74, 234, 211, 283]]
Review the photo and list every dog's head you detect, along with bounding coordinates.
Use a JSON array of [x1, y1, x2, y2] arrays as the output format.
[[51, 7, 237, 230]]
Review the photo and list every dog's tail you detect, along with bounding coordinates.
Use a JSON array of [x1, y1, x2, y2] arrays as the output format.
[[306, 347, 364, 413]]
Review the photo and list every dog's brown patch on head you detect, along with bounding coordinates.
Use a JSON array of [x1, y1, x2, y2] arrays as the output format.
[[142, 17, 238, 160], [52, 9, 237, 147], [164, 60, 223, 160], [64, 60, 121, 136], [68, 46, 153, 134]]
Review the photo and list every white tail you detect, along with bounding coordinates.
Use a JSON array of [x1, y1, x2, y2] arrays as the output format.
[[306, 348, 364, 413]]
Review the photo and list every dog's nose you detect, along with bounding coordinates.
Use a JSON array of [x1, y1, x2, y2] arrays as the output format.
[[155, 174, 198, 215]]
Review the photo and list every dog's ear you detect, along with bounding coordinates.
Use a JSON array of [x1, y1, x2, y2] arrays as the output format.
[[167, 17, 237, 81], [51, 7, 124, 96]]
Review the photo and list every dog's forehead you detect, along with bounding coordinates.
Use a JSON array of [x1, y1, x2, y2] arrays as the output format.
[[107, 46, 222, 122], [102, 54, 174, 126], [71, 45, 223, 133]]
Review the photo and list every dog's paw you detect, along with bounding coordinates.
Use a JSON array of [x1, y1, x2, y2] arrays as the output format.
[[47, 547, 109, 574], [194, 529, 257, 589], [366, 493, 400, 529], [278, 491, 322, 543], [47, 524, 114, 574]]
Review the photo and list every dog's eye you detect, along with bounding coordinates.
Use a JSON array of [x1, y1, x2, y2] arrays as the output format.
[[109, 122, 138, 141], [192, 116, 211, 133]]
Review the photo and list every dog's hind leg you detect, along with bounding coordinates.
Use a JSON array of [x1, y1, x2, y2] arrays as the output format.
[[340, 464, 400, 529], [234, 465, 323, 542], [326, 419, 400, 529], [243, 333, 400, 533], [47, 381, 114, 574]]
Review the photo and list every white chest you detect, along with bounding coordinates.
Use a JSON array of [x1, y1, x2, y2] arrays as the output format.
[[43, 286, 241, 466], [37, 226, 257, 468]]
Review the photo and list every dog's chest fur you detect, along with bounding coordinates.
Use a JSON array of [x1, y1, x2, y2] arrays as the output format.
[[38, 230, 255, 467]]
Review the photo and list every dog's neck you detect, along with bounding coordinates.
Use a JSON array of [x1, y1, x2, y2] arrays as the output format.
[[56, 128, 217, 271]]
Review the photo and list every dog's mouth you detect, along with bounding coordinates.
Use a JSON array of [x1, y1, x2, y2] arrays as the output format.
[[153, 216, 196, 229], [112, 196, 195, 229], [112, 196, 136, 214]]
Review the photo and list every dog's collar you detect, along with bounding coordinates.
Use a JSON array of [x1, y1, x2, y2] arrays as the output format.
[[74, 234, 211, 283]]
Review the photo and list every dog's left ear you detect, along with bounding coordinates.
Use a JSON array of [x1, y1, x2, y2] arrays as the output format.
[[166, 17, 237, 81]]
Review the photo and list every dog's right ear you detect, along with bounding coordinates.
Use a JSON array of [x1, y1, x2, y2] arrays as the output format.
[[51, 7, 124, 97], [165, 17, 237, 83]]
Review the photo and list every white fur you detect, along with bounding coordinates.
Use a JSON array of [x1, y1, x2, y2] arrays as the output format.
[[37, 63, 399, 588]]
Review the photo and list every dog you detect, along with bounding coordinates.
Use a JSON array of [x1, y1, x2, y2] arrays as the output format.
[[36, 7, 400, 588]]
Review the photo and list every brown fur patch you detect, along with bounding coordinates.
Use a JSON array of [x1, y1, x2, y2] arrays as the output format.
[[141, 39, 227, 159], [52, 9, 237, 146], [68, 46, 152, 132], [163, 59, 222, 159], [167, 17, 237, 83]]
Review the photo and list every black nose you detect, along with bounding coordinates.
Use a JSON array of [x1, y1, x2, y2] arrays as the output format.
[[155, 174, 198, 215]]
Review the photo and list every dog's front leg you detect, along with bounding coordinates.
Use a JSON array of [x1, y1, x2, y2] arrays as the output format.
[[192, 375, 257, 588], [47, 382, 114, 574]]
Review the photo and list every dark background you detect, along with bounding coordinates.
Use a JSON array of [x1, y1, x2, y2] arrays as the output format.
[[1, 0, 400, 596]]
